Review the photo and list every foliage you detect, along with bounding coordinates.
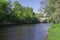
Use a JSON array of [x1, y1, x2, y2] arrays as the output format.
[[0, 0, 38, 24], [46, 0, 60, 24], [0, 0, 10, 22]]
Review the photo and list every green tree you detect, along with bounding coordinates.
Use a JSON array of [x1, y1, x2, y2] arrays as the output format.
[[0, 0, 10, 22], [0, 0, 38, 24]]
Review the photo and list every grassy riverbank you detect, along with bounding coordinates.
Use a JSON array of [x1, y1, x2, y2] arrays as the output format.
[[48, 24, 60, 40]]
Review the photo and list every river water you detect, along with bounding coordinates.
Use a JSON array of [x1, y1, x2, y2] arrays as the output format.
[[0, 23, 51, 40]]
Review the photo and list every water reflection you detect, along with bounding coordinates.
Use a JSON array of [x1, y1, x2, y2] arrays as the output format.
[[0, 23, 51, 40]]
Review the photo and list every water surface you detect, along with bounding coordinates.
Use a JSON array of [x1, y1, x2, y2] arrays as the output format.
[[0, 23, 51, 40]]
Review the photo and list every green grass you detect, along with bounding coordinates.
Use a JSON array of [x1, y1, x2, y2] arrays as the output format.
[[48, 24, 60, 40]]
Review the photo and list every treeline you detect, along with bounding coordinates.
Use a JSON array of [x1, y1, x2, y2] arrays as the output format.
[[45, 0, 60, 24], [0, 0, 39, 24]]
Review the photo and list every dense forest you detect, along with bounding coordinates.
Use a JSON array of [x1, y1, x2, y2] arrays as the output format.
[[0, 0, 39, 24]]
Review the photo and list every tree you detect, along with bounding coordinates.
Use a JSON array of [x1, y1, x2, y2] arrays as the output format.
[[0, 0, 10, 22], [0, 0, 38, 24], [47, 0, 60, 23]]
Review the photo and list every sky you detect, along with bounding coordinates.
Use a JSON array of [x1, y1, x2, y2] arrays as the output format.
[[10, 0, 41, 13]]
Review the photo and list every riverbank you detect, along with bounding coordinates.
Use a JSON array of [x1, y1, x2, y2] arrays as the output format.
[[48, 24, 60, 40], [0, 22, 40, 27], [0, 21, 50, 27]]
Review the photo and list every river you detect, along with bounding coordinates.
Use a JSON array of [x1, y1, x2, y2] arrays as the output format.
[[0, 23, 51, 40]]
